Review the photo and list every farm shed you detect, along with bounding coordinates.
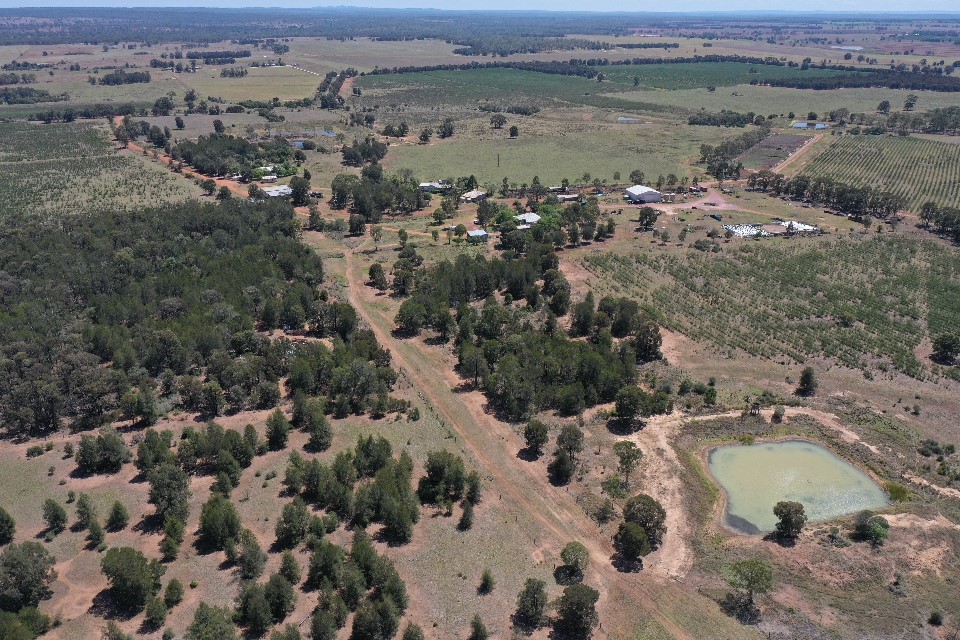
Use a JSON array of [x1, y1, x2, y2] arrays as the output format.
[[466, 229, 489, 243], [419, 180, 451, 193], [625, 185, 662, 203], [462, 189, 488, 202], [260, 175, 278, 183], [516, 212, 542, 225]]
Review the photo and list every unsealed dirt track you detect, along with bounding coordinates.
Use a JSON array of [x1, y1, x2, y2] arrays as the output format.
[[342, 246, 697, 640]]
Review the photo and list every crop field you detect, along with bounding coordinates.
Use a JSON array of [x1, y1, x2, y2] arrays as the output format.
[[581, 235, 960, 378], [603, 84, 960, 119], [0, 121, 200, 219], [597, 62, 850, 90], [357, 66, 779, 116], [383, 118, 736, 187], [793, 134, 960, 211]]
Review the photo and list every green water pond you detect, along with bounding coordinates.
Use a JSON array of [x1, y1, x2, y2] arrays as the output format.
[[708, 440, 889, 534]]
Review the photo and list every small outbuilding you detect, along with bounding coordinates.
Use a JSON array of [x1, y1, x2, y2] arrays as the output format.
[[625, 185, 662, 204], [466, 229, 489, 243]]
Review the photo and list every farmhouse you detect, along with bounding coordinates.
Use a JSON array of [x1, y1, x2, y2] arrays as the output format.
[[462, 189, 487, 203], [516, 212, 541, 225], [466, 229, 489, 243], [625, 185, 662, 203], [419, 180, 451, 193], [263, 185, 293, 198]]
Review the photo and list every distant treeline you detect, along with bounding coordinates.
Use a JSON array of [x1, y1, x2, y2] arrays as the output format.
[[0, 7, 906, 46], [688, 110, 755, 127], [0, 86, 68, 104], [452, 36, 614, 57], [186, 49, 251, 60], [616, 42, 681, 49], [1, 60, 46, 71], [97, 69, 151, 85], [766, 70, 960, 92], [477, 103, 540, 116], [364, 55, 960, 92], [0, 72, 35, 85], [29, 102, 146, 123]]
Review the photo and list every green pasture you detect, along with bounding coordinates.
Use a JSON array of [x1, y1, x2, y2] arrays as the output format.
[[382, 121, 735, 186]]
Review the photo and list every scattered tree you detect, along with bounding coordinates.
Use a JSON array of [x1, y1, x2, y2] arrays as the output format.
[[554, 584, 600, 640], [773, 501, 806, 540], [727, 557, 773, 606], [797, 366, 818, 396]]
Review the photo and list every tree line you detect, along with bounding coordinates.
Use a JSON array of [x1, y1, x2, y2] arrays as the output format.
[[0, 86, 67, 104], [96, 69, 151, 85], [316, 68, 357, 110], [747, 170, 907, 218], [698, 125, 770, 180], [0, 72, 35, 85]]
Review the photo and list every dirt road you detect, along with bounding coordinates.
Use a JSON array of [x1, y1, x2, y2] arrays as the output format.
[[770, 133, 823, 174], [112, 116, 249, 198], [342, 245, 698, 640]]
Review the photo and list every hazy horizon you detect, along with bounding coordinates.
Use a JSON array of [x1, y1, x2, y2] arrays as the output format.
[[0, 2, 959, 13]]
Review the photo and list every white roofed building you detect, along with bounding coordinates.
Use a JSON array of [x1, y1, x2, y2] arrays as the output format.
[[625, 185, 662, 203]]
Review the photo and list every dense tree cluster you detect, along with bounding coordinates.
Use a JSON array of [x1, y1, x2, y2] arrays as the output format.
[[0, 198, 323, 439], [330, 171, 426, 222], [316, 68, 357, 109], [282, 438, 420, 544], [919, 202, 960, 243], [97, 69, 151, 85], [340, 137, 387, 167], [0, 72, 36, 85], [688, 110, 757, 127], [303, 530, 409, 640], [171, 133, 298, 178], [0, 86, 67, 104], [391, 241, 662, 421]]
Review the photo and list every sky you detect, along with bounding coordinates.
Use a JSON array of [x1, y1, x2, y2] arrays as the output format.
[[0, 0, 958, 12]]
